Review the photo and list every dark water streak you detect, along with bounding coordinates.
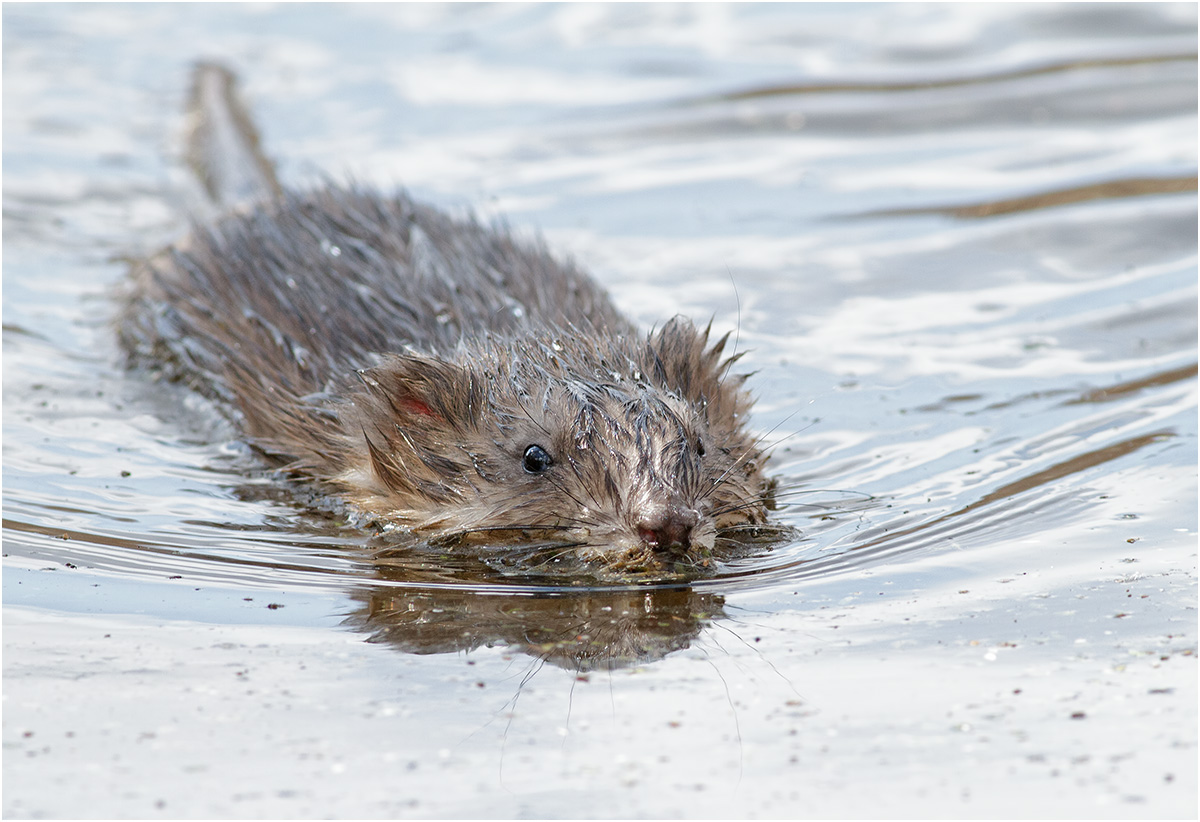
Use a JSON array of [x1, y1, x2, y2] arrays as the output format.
[[695, 51, 1198, 102], [861, 174, 1197, 219]]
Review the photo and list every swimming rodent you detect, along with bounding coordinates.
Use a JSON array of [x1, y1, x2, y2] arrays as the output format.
[[120, 63, 774, 575]]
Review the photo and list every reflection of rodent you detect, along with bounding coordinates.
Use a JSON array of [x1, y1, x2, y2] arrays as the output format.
[[120, 64, 772, 574], [347, 583, 724, 670]]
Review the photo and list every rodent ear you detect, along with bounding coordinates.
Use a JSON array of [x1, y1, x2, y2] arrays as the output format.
[[354, 354, 479, 428], [351, 354, 483, 501], [646, 316, 745, 401]]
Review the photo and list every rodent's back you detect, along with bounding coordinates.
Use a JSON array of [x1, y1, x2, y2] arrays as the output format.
[[124, 61, 631, 394], [121, 186, 635, 402]]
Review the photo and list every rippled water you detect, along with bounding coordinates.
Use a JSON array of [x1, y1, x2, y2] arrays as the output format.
[[5, 4, 1196, 818]]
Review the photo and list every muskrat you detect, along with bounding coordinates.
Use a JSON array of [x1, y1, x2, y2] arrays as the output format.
[[119, 63, 773, 574]]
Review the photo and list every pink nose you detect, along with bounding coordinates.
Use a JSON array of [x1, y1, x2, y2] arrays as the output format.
[[635, 504, 700, 554]]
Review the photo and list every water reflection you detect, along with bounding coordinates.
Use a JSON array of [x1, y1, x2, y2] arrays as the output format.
[[862, 174, 1197, 219], [344, 583, 723, 672], [692, 51, 1197, 102], [1064, 361, 1198, 405], [826, 429, 1177, 561]]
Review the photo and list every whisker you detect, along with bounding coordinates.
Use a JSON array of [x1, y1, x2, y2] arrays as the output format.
[[437, 523, 573, 537], [702, 406, 815, 498], [421, 524, 581, 550], [719, 266, 743, 385], [542, 471, 600, 514], [709, 486, 876, 520], [714, 523, 794, 540], [767, 487, 877, 503]]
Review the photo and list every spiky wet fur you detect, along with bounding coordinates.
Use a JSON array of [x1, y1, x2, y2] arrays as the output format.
[[121, 80, 770, 574]]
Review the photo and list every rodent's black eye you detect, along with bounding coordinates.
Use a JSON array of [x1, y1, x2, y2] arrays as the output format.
[[696, 437, 707, 457], [522, 444, 554, 474]]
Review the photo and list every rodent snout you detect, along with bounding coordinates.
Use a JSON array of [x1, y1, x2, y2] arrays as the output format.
[[635, 504, 700, 555]]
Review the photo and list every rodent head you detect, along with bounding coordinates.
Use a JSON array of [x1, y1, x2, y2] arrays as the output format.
[[338, 317, 769, 573]]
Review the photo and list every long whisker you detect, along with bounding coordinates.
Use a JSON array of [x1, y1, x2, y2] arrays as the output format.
[[541, 470, 600, 514], [719, 266, 743, 385], [702, 406, 815, 498], [433, 523, 574, 538], [713, 524, 794, 541], [709, 486, 877, 519], [768, 487, 877, 505]]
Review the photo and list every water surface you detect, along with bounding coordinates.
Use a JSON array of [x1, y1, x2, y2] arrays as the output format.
[[4, 3, 1196, 818]]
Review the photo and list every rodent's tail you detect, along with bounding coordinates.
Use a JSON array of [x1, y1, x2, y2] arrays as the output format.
[[184, 62, 282, 209]]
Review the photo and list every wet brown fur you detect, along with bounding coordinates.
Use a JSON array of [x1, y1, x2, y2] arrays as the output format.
[[119, 65, 770, 572]]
